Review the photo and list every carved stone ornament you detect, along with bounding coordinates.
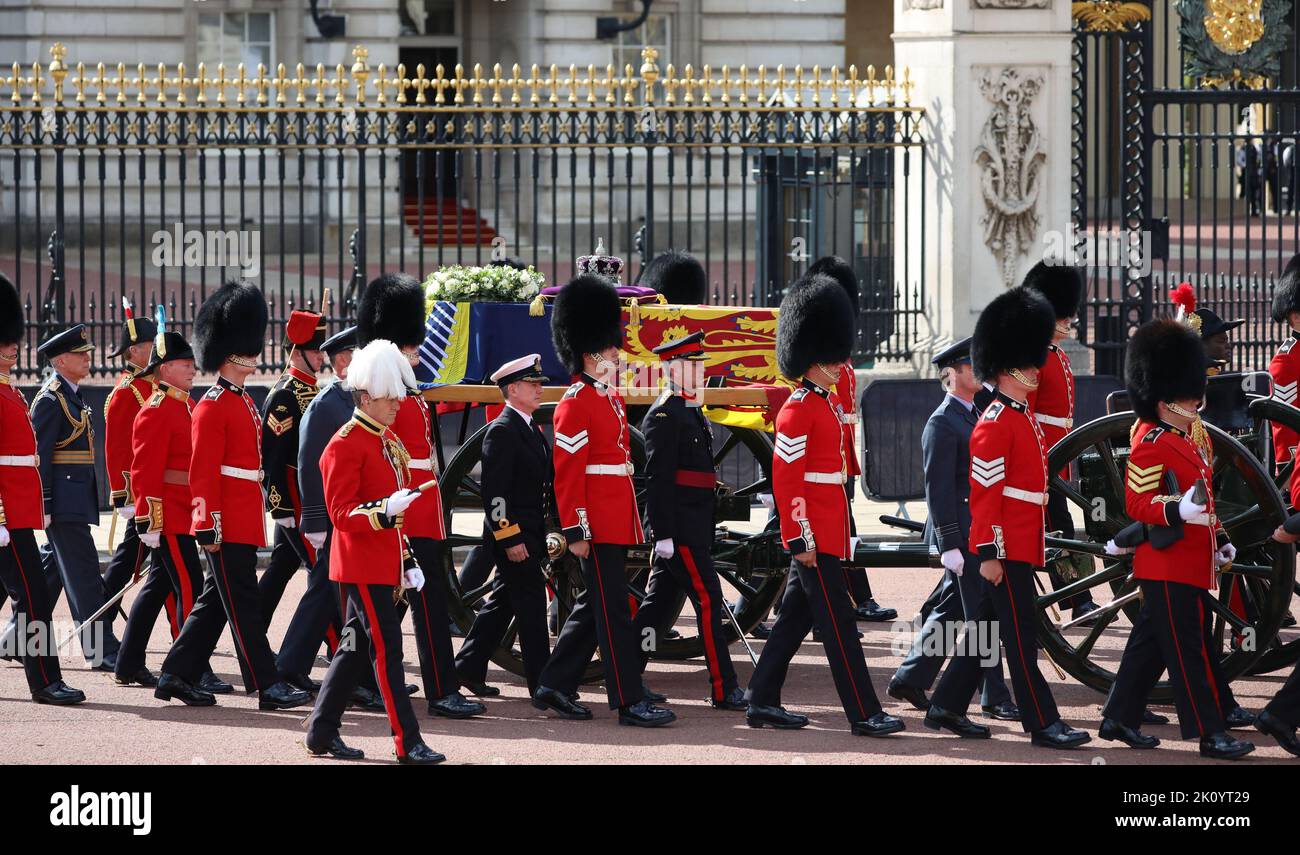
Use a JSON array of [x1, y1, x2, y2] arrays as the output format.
[[972, 0, 1049, 9], [974, 68, 1047, 289], [904, 0, 945, 9]]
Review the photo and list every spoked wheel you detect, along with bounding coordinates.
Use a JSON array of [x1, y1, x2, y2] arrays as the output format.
[[439, 403, 787, 683], [1036, 412, 1294, 699]]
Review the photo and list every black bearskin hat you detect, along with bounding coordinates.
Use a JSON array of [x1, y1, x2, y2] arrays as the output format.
[[1272, 253, 1300, 323], [357, 273, 427, 348], [776, 274, 855, 379], [806, 255, 860, 314], [639, 250, 708, 305], [1126, 319, 1208, 422], [971, 287, 1055, 382], [193, 279, 267, 372], [1022, 260, 1083, 320], [0, 271, 21, 346], [551, 273, 624, 375]]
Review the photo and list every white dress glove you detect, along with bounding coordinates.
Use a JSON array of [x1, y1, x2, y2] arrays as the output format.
[[116, 506, 134, 521], [384, 489, 419, 517], [1178, 486, 1207, 522], [0, 525, 9, 548], [940, 548, 964, 575], [43, 514, 51, 529], [1216, 542, 1237, 567], [274, 516, 296, 529], [139, 531, 161, 549], [304, 531, 327, 550], [402, 566, 426, 592], [1104, 539, 1135, 556], [654, 538, 675, 559]]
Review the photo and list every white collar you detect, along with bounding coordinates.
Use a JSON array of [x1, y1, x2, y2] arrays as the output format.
[[947, 392, 974, 412], [506, 402, 533, 426]]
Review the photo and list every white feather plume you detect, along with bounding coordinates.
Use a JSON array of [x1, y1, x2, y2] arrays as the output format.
[[348, 339, 416, 399]]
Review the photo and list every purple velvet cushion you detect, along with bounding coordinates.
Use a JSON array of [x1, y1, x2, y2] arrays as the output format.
[[539, 283, 659, 299]]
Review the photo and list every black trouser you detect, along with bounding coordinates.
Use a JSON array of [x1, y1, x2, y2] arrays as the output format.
[[307, 582, 425, 759], [458, 545, 495, 594], [116, 534, 210, 679], [258, 524, 314, 623], [406, 537, 461, 700], [40, 521, 120, 663], [633, 543, 739, 702], [538, 543, 645, 709], [162, 542, 279, 692], [1103, 580, 1229, 739], [842, 479, 874, 604], [103, 517, 177, 637], [0, 529, 64, 693], [455, 536, 551, 694], [749, 553, 884, 723], [931, 560, 1060, 733], [276, 533, 345, 680], [1265, 659, 1300, 728], [1045, 489, 1094, 611]]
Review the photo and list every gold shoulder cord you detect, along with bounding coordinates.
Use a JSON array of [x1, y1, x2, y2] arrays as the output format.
[[52, 387, 91, 449]]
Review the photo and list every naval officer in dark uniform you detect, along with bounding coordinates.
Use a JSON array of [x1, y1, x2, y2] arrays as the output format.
[[887, 338, 1017, 720], [454, 354, 554, 696]]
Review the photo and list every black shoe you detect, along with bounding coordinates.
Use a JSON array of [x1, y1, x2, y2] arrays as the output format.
[[1141, 707, 1170, 725], [1072, 601, 1102, 627], [641, 683, 667, 704], [887, 677, 930, 711], [664, 629, 681, 641], [282, 672, 320, 694], [90, 652, 118, 672], [981, 701, 1021, 721], [1253, 710, 1300, 757], [1030, 720, 1091, 749], [746, 704, 809, 729], [33, 680, 86, 706], [618, 699, 677, 727], [1224, 705, 1256, 730], [1282, 610, 1297, 629], [198, 672, 234, 694], [1199, 731, 1255, 760], [854, 599, 898, 622], [711, 686, 748, 711], [852, 711, 906, 737], [749, 622, 772, 640], [350, 686, 386, 711], [258, 681, 311, 711], [429, 692, 485, 719], [459, 676, 500, 697], [306, 736, 364, 760], [398, 742, 447, 765], [448, 622, 465, 639], [406, 683, 419, 696], [154, 673, 216, 707], [1099, 717, 1160, 749], [532, 686, 593, 720], [924, 705, 991, 738], [114, 667, 158, 687]]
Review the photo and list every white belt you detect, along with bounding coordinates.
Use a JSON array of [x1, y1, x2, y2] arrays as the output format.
[[804, 471, 847, 484], [585, 463, 634, 476], [839, 413, 859, 425], [0, 454, 38, 467], [1187, 513, 1212, 527], [219, 465, 263, 482], [1003, 486, 1048, 506], [1035, 413, 1072, 429], [408, 458, 434, 471]]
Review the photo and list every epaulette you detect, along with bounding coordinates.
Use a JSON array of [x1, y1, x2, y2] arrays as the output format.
[[982, 401, 1005, 421], [1142, 427, 1164, 443], [790, 387, 810, 402], [204, 385, 225, 402], [339, 420, 356, 437], [562, 382, 582, 400], [1280, 339, 1297, 356], [147, 390, 165, 408]]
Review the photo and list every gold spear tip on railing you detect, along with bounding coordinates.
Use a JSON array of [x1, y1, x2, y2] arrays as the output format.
[[49, 42, 68, 68]]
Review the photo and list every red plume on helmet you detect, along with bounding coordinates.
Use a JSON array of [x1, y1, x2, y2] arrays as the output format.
[[1170, 282, 1196, 318]]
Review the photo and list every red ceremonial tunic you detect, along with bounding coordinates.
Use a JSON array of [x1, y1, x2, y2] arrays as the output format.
[[773, 379, 853, 560], [1126, 420, 1227, 591], [387, 391, 446, 540], [131, 384, 195, 536], [104, 366, 157, 510], [553, 374, 644, 546], [0, 374, 43, 530], [834, 361, 862, 478], [322, 409, 411, 586], [1269, 331, 1300, 506], [190, 375, 267, 548], [1027, 344, 1074, 478], [970, 390, 1048, 565]]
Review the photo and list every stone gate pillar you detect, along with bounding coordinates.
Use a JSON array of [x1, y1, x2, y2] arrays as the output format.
[[893, 0, 1075, 365]]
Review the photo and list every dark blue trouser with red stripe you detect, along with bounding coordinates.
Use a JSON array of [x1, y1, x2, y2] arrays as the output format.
[[454, 536, 550, 694], [275, 534, 347, 683], [539, 543, 645, 710], [749, 553, 884, 724], [0, 529, 64, 693], [405, 537, 461, 701], [1103, 579, 1227, 740], [115, 533, 209, 679], [633, 544, 738, 702], [103, 517, 178, 640], [307, 582, 425, 759]]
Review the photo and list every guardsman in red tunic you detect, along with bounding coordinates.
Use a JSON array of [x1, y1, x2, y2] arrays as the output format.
[[0, 272, 84, 705], [1099, 319, 1256, 760], [534, 273, 676, 727], [807, 255, 896, 623], [257, 308, 327, 629], [155, 280, 310, 711], [746, 275, 903, 736], [928, 286, 1090, 748], [305, 339, 446, 764], [1023, 261, 1100, 621], [356, 273, 483, 719], [1269, 254, 1300, 508]]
